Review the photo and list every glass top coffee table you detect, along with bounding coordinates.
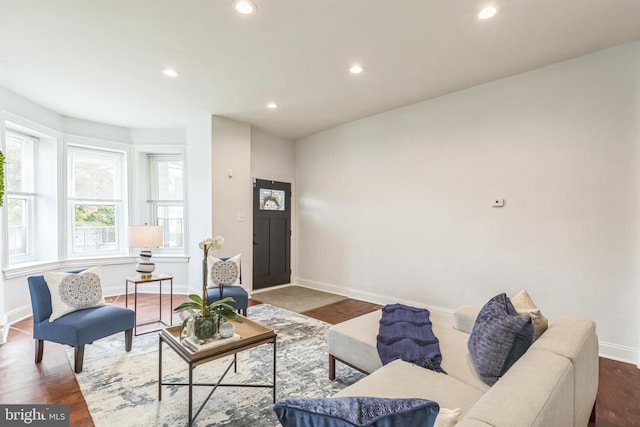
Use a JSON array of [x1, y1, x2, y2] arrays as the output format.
[[158, 316, 277, 426]]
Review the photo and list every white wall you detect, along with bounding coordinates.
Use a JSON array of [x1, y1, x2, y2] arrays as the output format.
[[295, 41, 640, 364], [64, 116, 131, 143], [251, 129, 295, 180], [184, 115, 214, 294], [211, 116, 253, 290], [131, 128, 187, 145], [0, 87, 64, 131]]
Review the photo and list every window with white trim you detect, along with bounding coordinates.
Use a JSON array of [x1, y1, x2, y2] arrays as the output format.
[[148, 155, 184, 252], [5, 131, 36, 261], [68, 145, 126, 255]]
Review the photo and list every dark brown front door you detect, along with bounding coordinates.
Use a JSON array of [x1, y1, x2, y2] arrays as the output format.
[[253, 179, 291, 290]]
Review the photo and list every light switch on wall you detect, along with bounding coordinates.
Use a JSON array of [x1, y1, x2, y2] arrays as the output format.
[[237, 213, 246, 222], [492, 198, 505, 207]]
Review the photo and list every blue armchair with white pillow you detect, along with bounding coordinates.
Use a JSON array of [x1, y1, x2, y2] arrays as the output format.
[[205, 255, 249, 316], [27, 267, 135, 373]]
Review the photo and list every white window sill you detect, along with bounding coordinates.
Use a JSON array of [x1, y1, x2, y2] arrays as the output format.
[[3, 254, 190, 280]]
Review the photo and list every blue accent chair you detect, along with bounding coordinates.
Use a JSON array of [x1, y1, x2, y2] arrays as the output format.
[[205, 257, 249, 316], [28, 273, 135, 373]]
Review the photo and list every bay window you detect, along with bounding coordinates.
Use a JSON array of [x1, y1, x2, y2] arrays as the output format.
[[1, 116, 187, 274]]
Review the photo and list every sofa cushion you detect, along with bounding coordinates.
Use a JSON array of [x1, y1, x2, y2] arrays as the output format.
[[453, 306, 480, 334], [435, 407, 462, 427], [335, 359, 484, 420], [467, 293, 534, 386], [273, 396, 439, 427], [430, 311, 490, 393], [511, 290, 548, 341], [44, 267, 105, 322], [328, 310, 384, 375], [461, 349, 574, 427]]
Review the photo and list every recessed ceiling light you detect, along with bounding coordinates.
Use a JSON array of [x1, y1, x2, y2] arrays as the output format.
[[477, 5, 498, 20], [234, 0, 256, 14], [162, 68, 179, 77], [349, 64, 364, 74], [267, 102, 278, 109]]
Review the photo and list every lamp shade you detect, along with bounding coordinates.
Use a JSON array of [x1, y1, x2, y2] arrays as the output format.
[[128, 225, 164, 248]]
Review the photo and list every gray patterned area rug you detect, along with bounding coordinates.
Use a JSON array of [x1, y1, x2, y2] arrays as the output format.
[[67, 304, 364, 427]]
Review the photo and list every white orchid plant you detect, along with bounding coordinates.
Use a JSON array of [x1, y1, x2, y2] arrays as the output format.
[[173, 235, 241, 337]]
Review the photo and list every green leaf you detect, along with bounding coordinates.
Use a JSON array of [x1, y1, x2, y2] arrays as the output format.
[[207, 296, 236, 307], [188, 294, 204, 304], [173, 302, 201, 312]]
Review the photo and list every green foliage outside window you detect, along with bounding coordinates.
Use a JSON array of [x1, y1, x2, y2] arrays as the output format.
[[74, 205, 116, 226]]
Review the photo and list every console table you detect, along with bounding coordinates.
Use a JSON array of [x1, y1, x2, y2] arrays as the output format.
[[125, 273, 173, 335]]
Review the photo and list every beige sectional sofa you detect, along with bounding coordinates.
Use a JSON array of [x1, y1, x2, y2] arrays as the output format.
[[327, 307, 598, 427]]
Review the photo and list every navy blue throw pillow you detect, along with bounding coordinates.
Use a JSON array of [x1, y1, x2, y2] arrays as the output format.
[[273, 396, 439, 427], [467, 293, 534, 386]]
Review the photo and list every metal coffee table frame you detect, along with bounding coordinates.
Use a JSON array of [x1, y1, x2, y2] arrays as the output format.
[[158, 318, 277, 426]]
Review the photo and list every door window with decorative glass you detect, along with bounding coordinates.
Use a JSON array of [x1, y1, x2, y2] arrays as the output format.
[[259, 188, 285, 211]]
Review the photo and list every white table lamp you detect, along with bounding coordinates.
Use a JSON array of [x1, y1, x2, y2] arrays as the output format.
[[128, 224, 164, 278]]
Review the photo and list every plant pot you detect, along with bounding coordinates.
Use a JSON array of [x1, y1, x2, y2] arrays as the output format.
[[194, 316, 217, 340]]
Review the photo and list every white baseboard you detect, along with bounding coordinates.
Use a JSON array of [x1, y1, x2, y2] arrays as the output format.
[[293, 278, 347, 297], [1, 307, 31, 343], [295, 276, 640, 368], [598, 341, 640, 367], [0, 315, 10, 344], [294, 277, 453, 317], [6, 305, 32, 325]]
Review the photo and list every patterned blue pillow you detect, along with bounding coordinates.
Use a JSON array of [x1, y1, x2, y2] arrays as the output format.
[[467, 293, 534, 386], [273, 397, 439, 427]]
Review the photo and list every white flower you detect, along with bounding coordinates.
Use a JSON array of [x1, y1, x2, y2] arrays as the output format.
[[199, 235, 224, 255], [198, 238, 213, 250], [211, 235, 224, 250]]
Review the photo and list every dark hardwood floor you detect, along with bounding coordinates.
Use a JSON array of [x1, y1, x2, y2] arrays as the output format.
[[0, 293, 638, 426]]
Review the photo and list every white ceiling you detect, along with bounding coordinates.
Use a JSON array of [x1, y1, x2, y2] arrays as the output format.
[[0, 0, 638, 140]]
